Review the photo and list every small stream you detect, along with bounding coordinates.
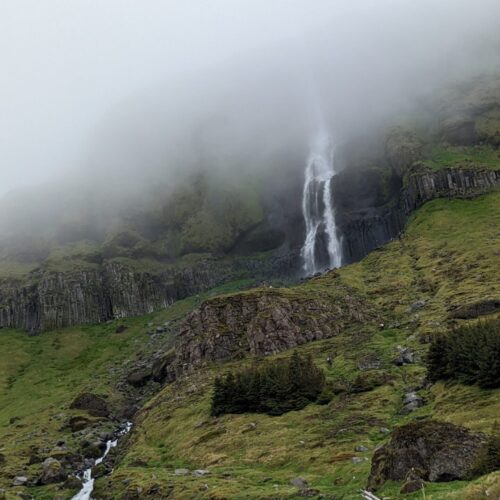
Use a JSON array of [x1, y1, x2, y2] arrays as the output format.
[[72, 422, 132, 500]]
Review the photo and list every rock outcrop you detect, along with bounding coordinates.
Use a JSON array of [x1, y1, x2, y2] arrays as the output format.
[[0, 253, 297, 333], [162, 284, 372, 381], [368, 420, 487, 489], [338, 166, 500, 264]]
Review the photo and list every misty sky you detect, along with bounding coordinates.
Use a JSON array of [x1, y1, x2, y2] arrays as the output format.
[[1, 0, 500, 197]]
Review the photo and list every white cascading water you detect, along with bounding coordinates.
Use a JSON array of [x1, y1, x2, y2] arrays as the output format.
[[301, 131, 342, 275], [72, 422, 132, 500]]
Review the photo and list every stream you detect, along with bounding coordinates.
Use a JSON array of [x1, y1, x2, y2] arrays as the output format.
[[72, 422, 132, 500]]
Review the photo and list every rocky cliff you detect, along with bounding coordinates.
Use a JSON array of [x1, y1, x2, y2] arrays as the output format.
[[157, 282, 373, 381], [0, 260, 227, 333], [337, 166, 500, 264]]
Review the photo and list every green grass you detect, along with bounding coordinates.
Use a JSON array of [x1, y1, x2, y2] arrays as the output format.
[[93, 191, 500, 499], [0, 192, 498, 498], [421, 144, 500, 171]]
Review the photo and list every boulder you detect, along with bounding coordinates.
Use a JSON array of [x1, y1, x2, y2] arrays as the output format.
[[368, 420, 487, 489], [290, 477, 308, 490], [357, 353, 381, 371], [448, 299, 500, 319], [63, 475, 83, 490], [12, 476, 28, 486], [126, 367, 152, 387], [174, 468, 190, 476], [115, 325, 128, 333], [400, 392, 424, 414], [70, 393, 109, 417], [39, 457, 67, 485]]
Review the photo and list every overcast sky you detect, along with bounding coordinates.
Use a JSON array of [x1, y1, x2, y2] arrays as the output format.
[[1, 0, 499, 197], [0, 0, 340, 195]]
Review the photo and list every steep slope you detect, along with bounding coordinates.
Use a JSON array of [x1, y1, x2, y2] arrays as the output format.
[[89, 190, 499, 499]]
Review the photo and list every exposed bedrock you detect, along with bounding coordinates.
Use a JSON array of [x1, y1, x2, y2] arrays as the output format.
[[335, 166, 500, 264], [161, 285, 372, 381], [0, 255, 297, 333]]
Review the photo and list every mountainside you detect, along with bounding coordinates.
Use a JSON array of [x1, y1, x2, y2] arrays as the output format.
[[1, 76, 499, 333], [0, 75, 499, 500], [0, 188, 497, 499]]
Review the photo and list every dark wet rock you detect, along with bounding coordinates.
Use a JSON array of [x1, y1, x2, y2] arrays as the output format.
[[442, 119, 478, 145], [92, 462, 110, 479], [70, 393, 109, 417], [81, 440, 106, 459], [151, 349, 176, 383], [126, 366, 152, 387], [392, 346, 415, 366], [448, 299, 500, 319], [368, 420, 487, 489], [115, 325, 128, 333], [63, 475, 83, 490], [39, 457, 67, 485]]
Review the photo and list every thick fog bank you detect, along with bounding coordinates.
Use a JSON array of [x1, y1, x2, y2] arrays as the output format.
[[1, 0, 500, 246]]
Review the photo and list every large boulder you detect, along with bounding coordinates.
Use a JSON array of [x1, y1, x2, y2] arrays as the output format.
[[39, 457, 67, 485], [70, 393, 109, 417], [368, 420, 487, 489]]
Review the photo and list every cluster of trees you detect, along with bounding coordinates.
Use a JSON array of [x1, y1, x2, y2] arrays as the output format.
[[211, 352, 325, 416], [427, 319, 500, 388]]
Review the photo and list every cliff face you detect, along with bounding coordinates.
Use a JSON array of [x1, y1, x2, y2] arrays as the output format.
[[159, 284, 372, 381], [0, 261, 233, 333], [337, 167, 500, 264]]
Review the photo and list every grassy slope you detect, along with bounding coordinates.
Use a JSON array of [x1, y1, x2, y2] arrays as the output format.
[[0, 279, 254, 499], [90, 190, 500, 499]]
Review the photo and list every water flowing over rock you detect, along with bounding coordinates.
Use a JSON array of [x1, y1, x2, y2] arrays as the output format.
[[301, 132, 342, 275]]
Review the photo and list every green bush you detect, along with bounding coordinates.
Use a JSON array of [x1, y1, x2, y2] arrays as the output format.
[[211, 352, 325, 416], [427, 319, 500, 388]]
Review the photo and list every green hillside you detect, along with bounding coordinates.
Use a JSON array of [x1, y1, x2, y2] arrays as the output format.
[[0, 190, 493, 499]]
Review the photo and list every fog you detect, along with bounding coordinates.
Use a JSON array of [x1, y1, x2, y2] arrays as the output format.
[[1, 0, 500, 237]]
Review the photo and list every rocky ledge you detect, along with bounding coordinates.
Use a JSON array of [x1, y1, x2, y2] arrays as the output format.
[[338, 167, 500, 263], [158, 284, 372, 382]]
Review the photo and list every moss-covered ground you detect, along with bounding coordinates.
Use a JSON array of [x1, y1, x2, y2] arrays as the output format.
[[84, 190, 499, 499], [0, 188, 498, 498]]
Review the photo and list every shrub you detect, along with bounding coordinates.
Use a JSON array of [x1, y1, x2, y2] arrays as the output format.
[[211, 352, 325, 416], [427, 319, 500, 388]]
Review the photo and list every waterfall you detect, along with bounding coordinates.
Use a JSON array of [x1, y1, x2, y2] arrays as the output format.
[[300, 132, 342, 275], [72, 422, 132, 500]]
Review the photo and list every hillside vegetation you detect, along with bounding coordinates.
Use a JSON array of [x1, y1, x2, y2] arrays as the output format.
[[86, 189, 499, 499]]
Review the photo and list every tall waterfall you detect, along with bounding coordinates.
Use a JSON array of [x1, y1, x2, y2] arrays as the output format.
[[301, 132, 342, 275]]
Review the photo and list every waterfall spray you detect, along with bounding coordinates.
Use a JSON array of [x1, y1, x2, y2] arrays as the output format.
[[300, 131, 342, 275]]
